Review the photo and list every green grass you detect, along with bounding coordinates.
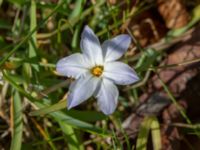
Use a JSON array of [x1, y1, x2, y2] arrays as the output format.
[[0, 0, 200, 149]]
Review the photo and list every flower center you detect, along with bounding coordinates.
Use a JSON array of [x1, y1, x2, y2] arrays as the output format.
[[91, 66, 104, 77]]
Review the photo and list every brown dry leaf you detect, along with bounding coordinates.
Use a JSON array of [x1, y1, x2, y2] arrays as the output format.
[[107, 0, 117, 5], [126, 10, 167, 47], [142, 25, 200, 149], [161, 101, 187, 150], [157, 0, 190, 29], [149, 26, 200, 97], [122, 25, 200, 149]]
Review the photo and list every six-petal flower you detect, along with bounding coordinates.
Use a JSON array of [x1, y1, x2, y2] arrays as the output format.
[[56, 25, 139, 115]]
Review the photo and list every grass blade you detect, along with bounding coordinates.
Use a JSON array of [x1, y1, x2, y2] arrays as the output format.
[[136, 117, 152, 150], [136, 116, 161, 150], [58, 120, 84, 150], [3, 70, 109, 136], [10, 91, 23, 150], [151, 118, 161, 150], [29, 0, 37, 58], [69, 0, 84, 19], [0, 1, 64, 67], [28, 0, 39, 72], [29, 100, 66, 116], [30, 100, 107, 122], [31, 117, 57, 150]]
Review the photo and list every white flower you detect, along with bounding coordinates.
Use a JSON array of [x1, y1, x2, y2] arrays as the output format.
[[56, 25, 139, 115]]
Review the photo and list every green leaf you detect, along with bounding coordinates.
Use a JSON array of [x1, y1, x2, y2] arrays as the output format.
[[65, 110, 107, 122], [22, 63, 32, 83], [5, 72, 26, 84], [0, 1, 65, 67], [136, 117, 152, 150], [35, 102, 110, 136], [29, 0, 39, 72], [135, 48, 159, 72], [30, 100, 107, 122], [29, 0, 37, 58], [0, 0, 2, 7], [151, 118, 161, 150], [36, 0, 105, 39], [69, 0, 84, 19], [29, 100, 66, 116], [3, 70, 109, 136], [58, 120, 84, 150], [10, 91, 23, 150], [0, 19, 11, 29], [136, 116, 161, 150], [71, 24, 82, 50], [8, 0, 26, 6]]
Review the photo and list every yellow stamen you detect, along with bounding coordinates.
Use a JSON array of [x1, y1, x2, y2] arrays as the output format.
[[91, 66, 104, 77]]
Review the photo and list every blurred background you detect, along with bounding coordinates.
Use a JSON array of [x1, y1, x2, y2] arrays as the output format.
[[0, 0, 200, 149]]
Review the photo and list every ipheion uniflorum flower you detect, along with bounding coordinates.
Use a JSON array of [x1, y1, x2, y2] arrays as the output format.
[[56, 25, 139, 115]]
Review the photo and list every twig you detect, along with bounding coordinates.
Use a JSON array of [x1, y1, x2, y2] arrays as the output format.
[[149, 57, 200, 70]]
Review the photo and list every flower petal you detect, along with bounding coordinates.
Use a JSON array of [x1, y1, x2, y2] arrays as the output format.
[[56, 53, 90, 79], [103, 61, 139, 85], [102, 34, 131, 62], [67, 73, 100, 109], [96, 78, 119, 115], [80, 25, 103, 65]]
